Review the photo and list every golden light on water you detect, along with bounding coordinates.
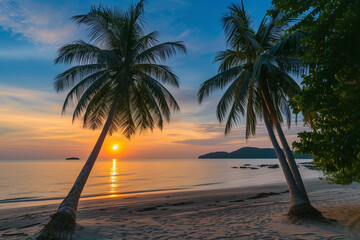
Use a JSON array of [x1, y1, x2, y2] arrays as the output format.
[[110, 158, 118, 197]]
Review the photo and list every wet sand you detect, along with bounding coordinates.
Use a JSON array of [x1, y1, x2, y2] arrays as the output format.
[[1, 179, 360, 239]]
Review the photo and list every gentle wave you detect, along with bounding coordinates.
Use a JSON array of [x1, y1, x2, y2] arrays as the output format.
[[0, 187, 187, 204], [194, 182, 226, 187]]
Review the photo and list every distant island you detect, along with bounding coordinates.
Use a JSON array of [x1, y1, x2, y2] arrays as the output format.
[[198, 147, 313, 159], [65, 157, 80, 160]]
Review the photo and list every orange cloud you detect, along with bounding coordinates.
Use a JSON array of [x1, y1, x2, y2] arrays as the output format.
[[0, 85, 310, 160]]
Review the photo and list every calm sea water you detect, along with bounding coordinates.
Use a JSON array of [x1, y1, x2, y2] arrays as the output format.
[[0, 158, 322, 209]]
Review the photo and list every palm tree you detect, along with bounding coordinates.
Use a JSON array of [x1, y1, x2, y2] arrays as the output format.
[[198, 1, 322, 219], [38, 1, 186, 239]]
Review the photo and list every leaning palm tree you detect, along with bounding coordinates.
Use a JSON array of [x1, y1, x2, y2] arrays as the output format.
[[198, 1, 322, 219], [38, 1, 186, 239]]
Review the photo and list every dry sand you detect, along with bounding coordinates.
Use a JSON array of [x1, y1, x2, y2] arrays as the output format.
[[1, 179, 360, 239]]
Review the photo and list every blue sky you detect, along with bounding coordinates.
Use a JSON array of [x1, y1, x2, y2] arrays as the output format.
[[0, 0, 309, 160], [0, 0, 272, 90]]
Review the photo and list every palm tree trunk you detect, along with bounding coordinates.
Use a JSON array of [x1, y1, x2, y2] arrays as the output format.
[[262, 110, 307, 209], [274, 123, 324, 220], [259, 88, 311, 200], [260, 89, 323, 219], [37, 100, 118, 240], [275, 122, 309, 201]]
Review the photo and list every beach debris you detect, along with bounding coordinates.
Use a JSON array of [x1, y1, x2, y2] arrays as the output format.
[[258, 164, 269, 167], [257, 164, 279, 169], [65, 157, 80, 160], [299, 161, 313, 165], [138, 206, 159, 212], [248, 192, 280, 200], [237, 164, 258, 169], [234, 164, 279, 169], [299, 162, 319, 171], [18, 223, 41, 229], [2, 232, 27, 237], [170, 201, 194, 206]]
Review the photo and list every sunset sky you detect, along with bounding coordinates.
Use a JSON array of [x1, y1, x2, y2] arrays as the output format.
[[0, 0, 309, 160]]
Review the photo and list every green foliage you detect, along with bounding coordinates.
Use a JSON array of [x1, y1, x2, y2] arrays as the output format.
[[273, 0, 360, 184], [198, 1, 302, 138], [55, 1, 186, 138]]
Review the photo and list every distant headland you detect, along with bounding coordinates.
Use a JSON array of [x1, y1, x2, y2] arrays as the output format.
[[65, 157, 80, 160], [198, 147, 313, 159]]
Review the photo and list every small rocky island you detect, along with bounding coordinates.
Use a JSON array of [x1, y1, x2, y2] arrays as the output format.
[[198, 147, 313, 159], [65, 157, 80, 160]]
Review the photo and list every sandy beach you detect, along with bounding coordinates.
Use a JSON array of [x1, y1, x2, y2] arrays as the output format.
[[0, 179, 359, 239]]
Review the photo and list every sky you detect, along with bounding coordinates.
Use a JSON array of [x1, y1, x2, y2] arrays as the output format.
[[0, 0, 310, 160]]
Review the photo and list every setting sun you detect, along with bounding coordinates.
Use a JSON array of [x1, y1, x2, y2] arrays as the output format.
[[112, 144, 119, 151]]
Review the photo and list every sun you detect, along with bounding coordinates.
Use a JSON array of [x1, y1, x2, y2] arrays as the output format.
[[112, 144, 119, 151]]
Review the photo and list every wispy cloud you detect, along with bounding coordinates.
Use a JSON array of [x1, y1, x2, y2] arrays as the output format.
[[0, 85, 102, 159], [0, 0, 77, 45], [0, 46, 57, 60]]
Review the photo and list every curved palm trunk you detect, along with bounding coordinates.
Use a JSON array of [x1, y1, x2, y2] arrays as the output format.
[[260, 88, 311, 200], [263, 111, 307, 209], [260, 90, 323, 219], [275, 123, 309, 202], [38, 100, 118, 240]]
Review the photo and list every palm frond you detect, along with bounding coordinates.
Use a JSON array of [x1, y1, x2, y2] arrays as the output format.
[[198, 66, 243, 103], [216, 70, 249, 122], [245, 79, 257, 138], [130, 83, 155, 132], [275, 56, 307, 77], [82, 83, 113, 130], [223, 73, 252, 134], [222, 2, 259, 54], [142, 74, 180, 121], [133, 63, 180, 87], [54, 41, 101, 65], [61, 70, 107, 114], [136, 41, 186, 63], [268, 30, 306, 57], [72, 5, 121, 48], [54, 64, 104, 92], [134, 31, 160, 53], [140, 82, 164, 129], [215, 50, 247, 72], [72, 77, 112, 122]]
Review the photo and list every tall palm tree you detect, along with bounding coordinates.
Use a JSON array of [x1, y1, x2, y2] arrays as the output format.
[[38, 1, 186, 239], [198, 1, 322, 219]]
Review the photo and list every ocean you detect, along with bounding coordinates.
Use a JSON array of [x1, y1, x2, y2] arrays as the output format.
[[0, 158, 322, 209]]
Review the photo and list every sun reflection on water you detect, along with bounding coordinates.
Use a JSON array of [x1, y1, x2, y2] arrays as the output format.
[[110, 158, 118, 197]]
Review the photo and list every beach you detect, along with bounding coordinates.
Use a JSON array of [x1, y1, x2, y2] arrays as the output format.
[[1, 178, 360, 239]]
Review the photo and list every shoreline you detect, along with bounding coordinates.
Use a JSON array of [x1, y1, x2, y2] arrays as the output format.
[[1, 179, 360, 239], [0, 176, 321, 210]]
